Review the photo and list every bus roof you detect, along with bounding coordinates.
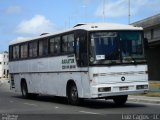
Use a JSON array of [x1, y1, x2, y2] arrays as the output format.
[[10, 23, 143, 45], [73, 23, 143, 31]]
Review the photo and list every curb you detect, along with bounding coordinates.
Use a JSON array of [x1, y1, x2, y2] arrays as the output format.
[[128, 95, 160, 104]]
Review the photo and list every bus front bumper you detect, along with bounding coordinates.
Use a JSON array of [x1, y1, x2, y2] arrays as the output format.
[[90, 82, 149, 98]]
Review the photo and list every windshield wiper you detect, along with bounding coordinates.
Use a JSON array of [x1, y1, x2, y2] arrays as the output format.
[[123, 56, 137, 65], [130, 56, 137, 65]]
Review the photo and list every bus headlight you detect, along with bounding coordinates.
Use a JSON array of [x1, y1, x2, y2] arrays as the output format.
[[136, 85, 148, 90], [98, 87, 111, 92]]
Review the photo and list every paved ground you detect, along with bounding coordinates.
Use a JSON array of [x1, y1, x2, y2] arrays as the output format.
[[0, 79, 160, 120]]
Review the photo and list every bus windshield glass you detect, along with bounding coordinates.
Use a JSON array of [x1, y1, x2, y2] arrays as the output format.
[[90, 31, 145, 65]]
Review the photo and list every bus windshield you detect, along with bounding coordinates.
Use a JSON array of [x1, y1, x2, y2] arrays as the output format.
[[90, 31, 145, 65]]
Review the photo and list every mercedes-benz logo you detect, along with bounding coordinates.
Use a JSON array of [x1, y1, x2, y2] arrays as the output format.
[[121, 76, 125, 81]]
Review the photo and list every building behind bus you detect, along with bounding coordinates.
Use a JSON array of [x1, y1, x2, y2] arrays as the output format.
[[132, 13, 160, 81], [0, 51, 9, 79]]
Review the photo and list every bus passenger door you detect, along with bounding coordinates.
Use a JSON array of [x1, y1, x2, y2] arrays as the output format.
[[75, 30, 88, 67], [75, 30, 90, 98]]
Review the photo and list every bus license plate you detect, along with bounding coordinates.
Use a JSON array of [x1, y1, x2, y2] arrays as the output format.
[[119, 86, 128, 91]]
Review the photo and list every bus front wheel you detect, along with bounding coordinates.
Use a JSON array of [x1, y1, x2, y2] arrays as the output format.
[[113, 95, 128, 106], [68, 83, 80, 105]]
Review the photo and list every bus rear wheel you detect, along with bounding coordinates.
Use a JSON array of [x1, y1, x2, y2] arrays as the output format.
[[21, 82, 29, 98], [113, 95, 128, 106], [68, 83, 80, 105]]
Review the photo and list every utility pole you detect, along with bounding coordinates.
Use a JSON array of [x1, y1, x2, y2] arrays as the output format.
[[83, 0, 88, 23], [128, 0, 131, 24], [69, 16, 71, 28], [65, 20, 67, 30], [103, 0, 106, 22]]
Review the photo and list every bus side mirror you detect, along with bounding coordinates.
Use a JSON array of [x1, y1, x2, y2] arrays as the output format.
[[144, 38, 149, 50]]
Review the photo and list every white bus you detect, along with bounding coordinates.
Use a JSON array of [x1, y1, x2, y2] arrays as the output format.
[[9, 23, 149, 105]]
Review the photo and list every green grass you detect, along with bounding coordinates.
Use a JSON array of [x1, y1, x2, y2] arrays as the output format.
[[149, 83, 160, 89], [139, 92, 160, 97], [134, 81, 160, 97], [145, 81, 160, 97]]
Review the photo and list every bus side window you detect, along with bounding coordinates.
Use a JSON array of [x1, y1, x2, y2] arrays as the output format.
[[68, 34, 74, 53], [76, 37, 80, 61], [13, 45, 20, 59], [54, 37, 61, 54], [29, 41, 38, 57], [62, 35, 68, 53], [20, 43, 28, 59], [62, 34, 74, 53], [49, 36, 61, 54], [39, 38, 48, 56], [50, 37, 55, 54], [9, 46, 13, 60]]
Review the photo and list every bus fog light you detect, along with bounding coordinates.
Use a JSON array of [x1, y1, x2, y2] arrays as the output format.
[[143, 85, 148, 89], [136, 85, 148, 90], [98, 87, 111, 92], [93, 74, 98, 77]]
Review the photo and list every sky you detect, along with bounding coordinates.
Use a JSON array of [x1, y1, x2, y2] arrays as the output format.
[[0, 0, 160, 52]]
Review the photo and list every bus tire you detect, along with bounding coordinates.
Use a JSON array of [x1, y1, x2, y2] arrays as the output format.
[[113, 95, 128, 106], [68, 82, 80, 105], [28, 93, 38, 99], [21, 81, 29, 98]]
